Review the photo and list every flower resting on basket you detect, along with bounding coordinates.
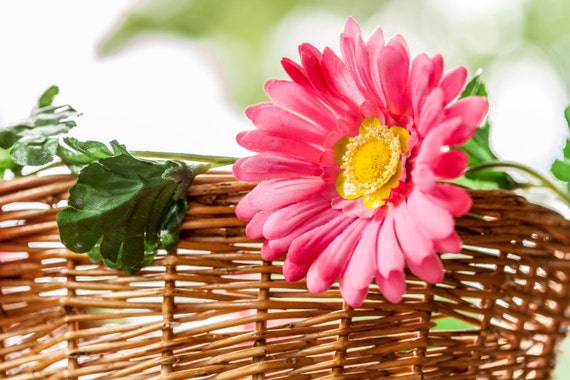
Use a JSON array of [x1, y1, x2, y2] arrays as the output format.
[[232, 17, 489, 306], [2, 16, 570, 306]]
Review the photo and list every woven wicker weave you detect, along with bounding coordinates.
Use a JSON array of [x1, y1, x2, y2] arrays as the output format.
[[1, 172, 569, 379]]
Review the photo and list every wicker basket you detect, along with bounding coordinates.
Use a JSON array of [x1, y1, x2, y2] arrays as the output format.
[[1, 172, 569, 380]]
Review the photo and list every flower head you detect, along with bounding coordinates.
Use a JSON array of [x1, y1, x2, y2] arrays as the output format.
[[233, 17, 488, 307]]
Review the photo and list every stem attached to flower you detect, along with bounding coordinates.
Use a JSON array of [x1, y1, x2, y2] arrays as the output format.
[[465, 161, 570, 206]]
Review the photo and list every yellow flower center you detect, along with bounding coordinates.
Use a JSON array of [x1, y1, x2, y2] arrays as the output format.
[[334, 117, 409, 209]]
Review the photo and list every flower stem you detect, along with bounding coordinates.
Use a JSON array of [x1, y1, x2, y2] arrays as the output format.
[[129, 150, 239, 168], [466, 161, 570, 206]]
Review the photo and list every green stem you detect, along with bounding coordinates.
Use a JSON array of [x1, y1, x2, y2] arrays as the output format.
[[466, 161, 570, 206], [130, 150, 239, 167]]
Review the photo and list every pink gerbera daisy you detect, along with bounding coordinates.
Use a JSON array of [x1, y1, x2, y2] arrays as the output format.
[[233, 17, 488, 307]]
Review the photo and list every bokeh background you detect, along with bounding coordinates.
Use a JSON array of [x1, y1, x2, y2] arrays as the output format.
[[0, 0, 569, 376]]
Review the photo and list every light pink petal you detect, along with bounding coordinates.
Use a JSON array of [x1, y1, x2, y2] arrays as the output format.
[[307, 219, 363, 294], [237, 130, 323, 163], [261, 240, 286, 261], [247, 104, 328, 145], [321, 47, 365, 108], [234, 192, 259, 221], [287, 214, 354, 266], [409, 53, 433, 117], [378, 42, 410, 116], [439, 66, 467, 105], [407, 188, 455, 240], [375, 212, 406, 303], [266, 207, 341, 255], [233, 153, 321, 182], [432, 150, 468, 179], [247, 177, 324, 211], [409, 253, 444, 284], [339, 217, 383, 307], [444, 96, 489, 145], [246, 210, 272, 239], [264, 79, 337, 128], [426, 183, 472, 217], [411, 164, 436, 192], [417, 88, 444, 136], [433, 231, 462, 253], [263, 197, 329, 240], [393, 203, 433, 269]]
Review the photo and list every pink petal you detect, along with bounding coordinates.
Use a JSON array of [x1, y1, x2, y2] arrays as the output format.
[[376, 270, 406, 304], [266, 207, 341, 255], [281, 57, 311, 88], [378, 42, 410, 116], [287, 214, 354, 266], [264, 79, 337, 128], [233, 153, 321, 182], [246, 177, 324, 211], [261, 240, 286, 261], [263, 197, 329, 240], [409, 253, 444, 284], [444, 96, 489, 145], [376, 213, 404, 279], [237, 130, 323, 163], [234, 192, 259, 221], [393, 203, 433, 268], [247, 104, 328, 145], [417, 88, 444, 136], [439, 66, 467, 105], [306, 219, 363, 294], [321, 47, 365, 108], [245, 210, 272, 239], [426, 183, 472, 217], [409, 53, 433, 117], [411, 164, 436, 192], [339, 217, 383, 307], [433, 231, 462, 253], [407, 188, 455, 240], [432, 150, 468, 179]]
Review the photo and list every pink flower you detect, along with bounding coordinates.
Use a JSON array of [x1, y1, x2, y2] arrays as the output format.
[[233, 17, 488, 307]]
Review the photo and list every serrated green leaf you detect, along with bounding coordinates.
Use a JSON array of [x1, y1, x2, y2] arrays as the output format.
[[0, 86, 80, 168], [58, 137, 128, 173], [57, 153, 193, 274]]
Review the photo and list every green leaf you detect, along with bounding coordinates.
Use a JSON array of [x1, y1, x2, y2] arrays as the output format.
[[458, 74, 517, 190], [57, 153, 194, 274], [0, 86, 80, 167], [57, 138, 129, 174], [550, 105, 570, 192]]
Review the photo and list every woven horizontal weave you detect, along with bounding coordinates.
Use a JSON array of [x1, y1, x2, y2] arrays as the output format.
[[1, 172, 569, 379]]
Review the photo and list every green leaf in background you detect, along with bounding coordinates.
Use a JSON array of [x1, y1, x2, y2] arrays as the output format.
[[550, 105, 570, 192], [457, 74, 517, 190], [57, 153, 194, 274], [0, 85, 80, 168]]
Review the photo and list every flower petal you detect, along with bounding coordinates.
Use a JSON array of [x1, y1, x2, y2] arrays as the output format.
[[407, 188, 454, 240], [444, 96, 489, 145], [431, 150, 468, 179], [233, 153, 321, 182], [246, 177, 324, 211], [246, 210, 272, 239], [439, 66, 467, 105], [263, 197, 329, 240], [339, 217, 382, 307], [307, 219, 363, 294], [237, 130, 323, 163], [247, 103, 328, 145], [427, 183, 472, 217], [377, 40, 410, 115]]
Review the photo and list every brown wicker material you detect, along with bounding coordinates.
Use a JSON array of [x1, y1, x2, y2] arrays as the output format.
[[1, 172, 570, 379]]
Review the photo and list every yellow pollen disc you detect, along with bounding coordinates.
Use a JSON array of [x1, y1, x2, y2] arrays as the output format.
[[334, 117, 409, 209]]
